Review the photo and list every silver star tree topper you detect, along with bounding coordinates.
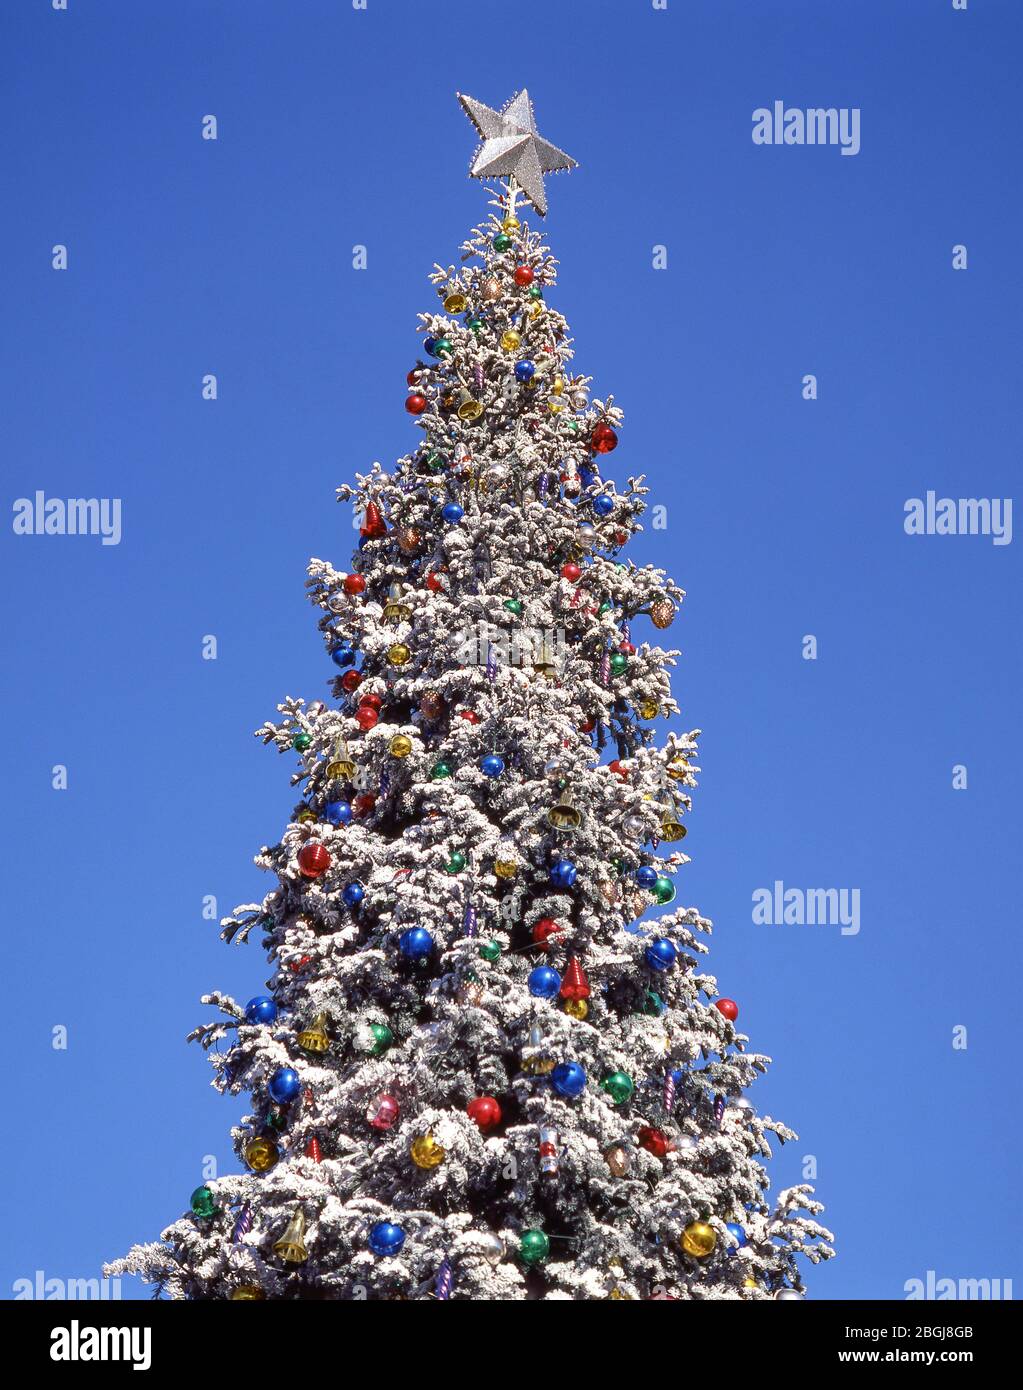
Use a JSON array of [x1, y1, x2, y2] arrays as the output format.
[[457, 89, 577, 217]]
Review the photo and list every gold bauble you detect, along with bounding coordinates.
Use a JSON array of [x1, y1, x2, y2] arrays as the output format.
[[501, 215, 520, 232], [410, 1134, 446, 1169], [681, 1221, 717, 1258], [638, 700, 659, 720], [650, 598, 675, 629], [387, 643, 411, 666], [482, 275, 502, 302], [608, 1287, 633, 1300], [494, 858, 518, 880], [295, 806, 316, 823], [501, 330, 521, 352], [604, 1144, 629, 1177], [389, 734, 413, 758], [443, 291, 467, 313], [666, 756, 690, 782], [564, 998, 588, 1020], [744, 1277, 759, 1289], [244, 1136, 279, 1172], [528, 302, 543, 320], [552, 376, 564, 396], [230, 1285, 265, 1300]]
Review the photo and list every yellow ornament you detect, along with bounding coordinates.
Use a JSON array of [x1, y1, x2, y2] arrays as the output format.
[[456, 391, 485, 421], [387, 643, 411, 666], [389, 734, 413, 758], [295, 805, 316, 823], [564, 998, 588, 1020], [502, 215, 520, 232], [326, 741, 355, 780], [297, 1012, 330, 1054], [230, 1285, 265, 1300], [666, 756, 690, 781], [744, 1277, 759, 1289], [638, 700, 659, 720], [273, 1209, 308, 1264], [501, 330, 521, 352], [548, 401, 563, 414], [681, 1221, 717, 1258], [528, 301, 543, 320], [443, 291, 467, 313], [494, 858, 518, 879], [552, 376, 564, 396], [410, 1134, 446, 1170], [244, 1136, 279, 1172]]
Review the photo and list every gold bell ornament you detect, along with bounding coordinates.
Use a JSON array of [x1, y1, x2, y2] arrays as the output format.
[[547, 790, 582, 831], [455, 388, 485, 422], [521, 1022, 555, 1076], [244, 1135, 279, 1172], [383, 582, 413, 621], [294, 803, 317, 824], [229, 1285, 265, 1300], [443, 290, 468, 313], [410, 1133, 446, 1170], [274, 1209, 308, 1264], [326, 739, 355, 781], [531, 636, 558, 680], [658, 796, 687, 842], [297, 1012, 330, 1054], [681, 1221, 717, 1258]]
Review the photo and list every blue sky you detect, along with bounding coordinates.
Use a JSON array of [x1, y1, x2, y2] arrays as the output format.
[[1, 0, 1020, 1301]]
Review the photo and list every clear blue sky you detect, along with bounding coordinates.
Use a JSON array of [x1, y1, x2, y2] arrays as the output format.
[[1, 0, 1019, 1302]]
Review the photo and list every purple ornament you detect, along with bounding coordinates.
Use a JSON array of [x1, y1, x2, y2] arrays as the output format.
[[486, 645, 498, 683], [714, 1093, 726, 1125], [599, 651, 611, 686], [663, 1071, 676, 1113], [434, 1258, 454, 1300], [232, 1204, 252, 1243], [463, 899, 478, 937], [473, 364, 484, 393]]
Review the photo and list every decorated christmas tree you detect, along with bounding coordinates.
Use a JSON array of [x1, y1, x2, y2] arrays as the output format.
[[108, 90, 834, 1301]]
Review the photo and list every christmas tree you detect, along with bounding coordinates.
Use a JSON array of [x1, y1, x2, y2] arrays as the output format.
[[108, 91, 834, 1301]]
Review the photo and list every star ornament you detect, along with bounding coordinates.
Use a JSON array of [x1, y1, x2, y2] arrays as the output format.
[[457, 89, 577, 217]]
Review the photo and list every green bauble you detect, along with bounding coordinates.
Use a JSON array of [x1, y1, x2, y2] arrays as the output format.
[[479, 939, 501, 963], [640, 990, 665, 1017], [369, 1022, 393, 1055], [433, 336, 453, 358], [493, 232, 512, 252], [266, 1107, 288, 1131], [446, 850, 467, 874], [609, 652, 628, 677], [519, 1229, 550, 1265], [466, 315, 484, 334], [190, 1186, 218, 1219], [292, 732, 312, 751], [653, 876, 676, 905], [527, 285, 543, 301], [611, 857, 627, 875], [430, 761, 453, 780], [601, 1071, 635, 1104], [598, 600, 613, 616], [424, 451, 446, 473], [503, 598, 523, 616]]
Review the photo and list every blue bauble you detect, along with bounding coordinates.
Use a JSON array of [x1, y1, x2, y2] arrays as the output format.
[[634, 865, 658, 889], [324, 800, 352, 826], [726, 1223, 748, 1250], [342, 882, 364, 908], [644, 938, 677, 971], [480, 754, 505, 778], [244, 996, 277, 1025], [368, 1221, 406, 1257], [514, 360, 536, 383], [550, 858, 577, 888], [267, 1066, 301, 1104], [551, 1061, 587, 1098], [330, 643, 356, 668], [593, 494, 615, 517], [423, 336, 438, 356], [441, 502, 464, 524], [579, 465, 597, 489], [528, 965, 562, 999], [399, 927, 433, 959]]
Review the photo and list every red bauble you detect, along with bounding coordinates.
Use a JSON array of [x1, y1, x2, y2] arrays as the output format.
[[715, 998, 739, 1022], [360, 501, 387, 539], [608, 760, 629, 781], [457, 709, 480, 725], [406, 368, 424, 387], [638, 1126, 670, 1158], [618, 641, 636, 655], [425, 571, 445, 593], [297, 842, 331, 879], [343, 574, 367, 596], [405, 392, 427, 415], [339, 670, 362, 693], [358, 692, 383, 713], [590, 422, 618, 454], [355, 706, 379, 731], [288, 954, 312, 973], [514, 265, 534, 287], [560, 955, 591, 1001], [532, 918, 562, 950], [580, 717, 596, 734], [467, 1096, 502, 1130], [353, 793, 376, 817], [613, 530, 628, 546], [560, 562, 582, 582]]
